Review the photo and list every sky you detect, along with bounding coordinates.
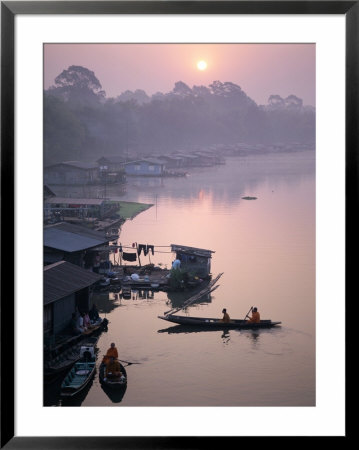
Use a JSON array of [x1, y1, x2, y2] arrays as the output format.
[[44, 43, 315, 106]]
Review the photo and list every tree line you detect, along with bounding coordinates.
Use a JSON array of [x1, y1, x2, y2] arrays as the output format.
[[44, 65, 315, 165]]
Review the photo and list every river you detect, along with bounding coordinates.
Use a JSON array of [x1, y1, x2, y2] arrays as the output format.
[[45, 150, 315, 407]]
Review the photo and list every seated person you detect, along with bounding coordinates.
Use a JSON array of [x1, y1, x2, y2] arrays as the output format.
[[220, 308, 230, 323], [70, 313, 82, 335], [83, 312, 92, 329], [89, 304, 100, 322], [247, 307, 260, 323], [104, 356, 122, 380], [102, 342, 119, 364]]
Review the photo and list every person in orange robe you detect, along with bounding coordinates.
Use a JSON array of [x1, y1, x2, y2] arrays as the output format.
[[104, 356, 122, 380], [247, 307, 260, 323], [102, 342, 119, 364]]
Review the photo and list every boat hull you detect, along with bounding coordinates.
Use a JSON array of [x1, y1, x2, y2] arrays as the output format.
[[158, 314, 281, 329], [60, 361, 96, 397], [99, 362, 127, 389]]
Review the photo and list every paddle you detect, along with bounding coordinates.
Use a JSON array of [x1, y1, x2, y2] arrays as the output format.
[[119, 359, 141, 365], [244, 306, 253, 321]]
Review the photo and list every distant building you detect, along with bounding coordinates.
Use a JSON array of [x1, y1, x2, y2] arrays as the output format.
[[124, 158, 166, 176], [96, 156, 126, 183], [44, 197, 119, 222], [44, 161, 100, 185], [176, 153, 201, 167], [44, 222, 114, 270], [44, 261, 102, 337], [170, 244, 215, 278], [157, 154, 184, 169]]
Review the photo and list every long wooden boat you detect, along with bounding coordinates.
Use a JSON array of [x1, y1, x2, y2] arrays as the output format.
[[60, 360, 96, 397], [158, 314, 281, 329], [44, 336, 99, 381], [60, 342, 97, 397], [99, 362, 127, 389]]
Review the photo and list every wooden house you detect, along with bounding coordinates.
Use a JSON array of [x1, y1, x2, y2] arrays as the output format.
[[96, 156, 126, 183], [44, 222, 114, 270], [44, 261, 102, 337], [44, 197, 118, 221], [124, 158, 166, 176], [170, 244, 215, 278], [44, 161, 100, 185]]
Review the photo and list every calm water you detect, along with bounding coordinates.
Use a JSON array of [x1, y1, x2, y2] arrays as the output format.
[[46, 151, 315, 407]]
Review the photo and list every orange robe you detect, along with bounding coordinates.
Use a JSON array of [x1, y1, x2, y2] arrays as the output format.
[[105, 360, 122, 377], [102, 347, 119, 364], [247, 311, 260, 323]]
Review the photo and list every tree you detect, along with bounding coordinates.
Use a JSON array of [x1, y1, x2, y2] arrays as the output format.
[[54, 65, 103, 93], [268, 94, 285, 108], [49, 65, 105, 104]]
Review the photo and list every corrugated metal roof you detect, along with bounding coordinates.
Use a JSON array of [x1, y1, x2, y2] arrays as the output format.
[[171, 244, 215, 258], [44, 261, 102, 305], [44, 222, 111, 252], [62, 161, 98, 170], [124, 158, 165, 166], [45, 197, 105, 205], [45, 161, 98, 170]]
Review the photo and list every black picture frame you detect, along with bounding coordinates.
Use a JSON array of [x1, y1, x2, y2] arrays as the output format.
[[1, 1, 355, 447]]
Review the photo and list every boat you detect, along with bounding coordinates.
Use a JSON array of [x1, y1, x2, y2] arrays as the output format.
[[99, 361, 127, 389], [60, 341, 97, 397], [44, 319, 108, 382], [158, 314, 281, 329], [44, 336, 99, 381]]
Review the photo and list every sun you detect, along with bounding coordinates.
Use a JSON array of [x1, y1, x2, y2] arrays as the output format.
[[197, 60, 208, 71]]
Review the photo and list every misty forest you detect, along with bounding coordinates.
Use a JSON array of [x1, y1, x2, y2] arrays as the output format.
[[44, 65, 315, 165]]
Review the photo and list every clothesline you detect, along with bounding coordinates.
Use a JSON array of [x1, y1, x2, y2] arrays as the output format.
[[110, 244, 171, 249]]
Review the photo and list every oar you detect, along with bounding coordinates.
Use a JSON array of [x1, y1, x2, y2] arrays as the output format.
[[244, 306, 253, 321], [119, 359, 141, 365]]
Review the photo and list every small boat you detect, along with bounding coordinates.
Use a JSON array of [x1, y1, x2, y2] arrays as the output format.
[[60, 342, 97, 397], [99, 362, 127, 389], [158, 314, 281, 329], [44, 336, 99, 382]]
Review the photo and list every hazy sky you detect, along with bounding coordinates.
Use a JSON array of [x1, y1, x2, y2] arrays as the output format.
[[44, 43, 315, 106]]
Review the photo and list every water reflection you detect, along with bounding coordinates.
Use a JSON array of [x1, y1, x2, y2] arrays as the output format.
[[221, 330, 230, 344], [45, 151, 315, 407], [50, 152, 315, 208], [91, 292, 120, 314], [100, 381, 127, 404]]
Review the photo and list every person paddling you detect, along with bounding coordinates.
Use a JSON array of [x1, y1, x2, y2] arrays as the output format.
[[247, 307, 260, 323]]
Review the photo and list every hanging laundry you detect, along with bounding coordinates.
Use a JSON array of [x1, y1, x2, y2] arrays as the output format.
[[147, 245, 154, 255], [138, 244, 147, 256], [119, 244, 123, 253], [122, 252, 137, 262]]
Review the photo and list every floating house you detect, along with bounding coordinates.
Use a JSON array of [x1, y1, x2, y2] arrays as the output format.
[[176, 153, 202, 167], [44, 161, 100, 185], [44, 197, 119, 222], [44, 222, 114, 270], [124, 158, 166, 176], [96, 156, 126, 183], [44, 261, 102, 337], [156, 154, 184, 169], [170, 244, 215, 278]]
